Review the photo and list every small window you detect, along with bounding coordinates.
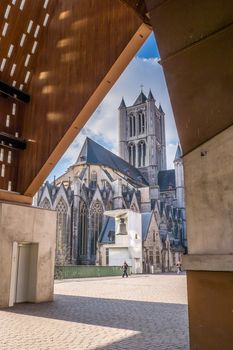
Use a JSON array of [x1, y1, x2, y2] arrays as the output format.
[[7, 151, 12, 164], [4, 5, 11, 19], [24, 71, 30, 84], [8, 181, 12, 191], [27, 20, 33, 33], [19, 0, 26, 11], [24, 54, 30, 67], [1, 164, 5, 177], [0, 149, 4, 161], [43, 13, 49, 27], [43, 0, 49, 9], [2, 22, 9, 37], [7, 44, 14, 58], [10, 63, 16, 76], [31, 41, 38, 54], [34, 25, 40, 38], [0, 58, 7, 72], [20, 33, 26, 47], [12, 103, 16, 115], [6, 115, 10, 127]]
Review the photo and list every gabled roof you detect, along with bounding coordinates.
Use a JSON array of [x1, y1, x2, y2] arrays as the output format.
[[141, 212, 153, 241], [133, 91, 147, 105], [76, 137, 148, 186], [174, 144, 182, 161], [158, 169, 175, 192]]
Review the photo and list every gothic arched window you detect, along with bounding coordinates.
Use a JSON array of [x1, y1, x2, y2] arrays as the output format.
[[90, 170, 97, 189], [138, 141, 146, 167], [129, 115, 133, 137], [55, 198, 68, 260], [133, 115, 136, 136], [40, 197, 51, 209], [138, 112, 145, 134], [129, 114, 136, 137], [79, 201, 88, 256], [90, 199, 104, 255], [128, 142, 136, 166]]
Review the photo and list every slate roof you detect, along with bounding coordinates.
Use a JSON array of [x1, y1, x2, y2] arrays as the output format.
[[141, 212, 152, 241], [147, 89, 155, 101], [159, 104, 164, 114], [158, 169, 175, 192], [76, 137, 148, 186], [133, 91, 147, 105], [99, 217, 115, 244], [119, 97, 126, 109]]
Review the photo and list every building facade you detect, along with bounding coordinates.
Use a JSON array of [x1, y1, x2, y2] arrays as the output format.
[[37, 90, 186, 272]]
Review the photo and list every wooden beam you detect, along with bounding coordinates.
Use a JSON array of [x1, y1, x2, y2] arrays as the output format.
[[0, 190, 32, 205]]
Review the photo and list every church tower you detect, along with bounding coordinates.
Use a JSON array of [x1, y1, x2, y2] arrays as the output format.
[[118, 89, 166, 186]]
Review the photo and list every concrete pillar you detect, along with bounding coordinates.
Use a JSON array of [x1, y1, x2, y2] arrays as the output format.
[[182, 126, 233, 349], [146, 0, 233, 348]]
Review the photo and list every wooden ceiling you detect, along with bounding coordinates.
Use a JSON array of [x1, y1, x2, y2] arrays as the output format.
[[0, 0, 150, 202]]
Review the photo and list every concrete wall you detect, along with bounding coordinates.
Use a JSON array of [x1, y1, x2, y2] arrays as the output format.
[[182, 126, 233, 349], [0, 202, 56, 308], [184, 125, 233, 256]]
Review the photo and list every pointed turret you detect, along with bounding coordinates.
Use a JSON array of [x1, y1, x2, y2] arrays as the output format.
[[147, 89, 155, 101], [159, 103, 164, 114], [119, 97, 126, 109], [133, 91, 147, 105], [174, 144, 182, 162]]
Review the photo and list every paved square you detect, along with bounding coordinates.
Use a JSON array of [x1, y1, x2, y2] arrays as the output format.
[[0, 274, 189, 349]]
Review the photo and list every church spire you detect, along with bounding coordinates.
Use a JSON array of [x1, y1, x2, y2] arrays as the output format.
[[174, 144, 182, 162], [133, 90, 147, 106], [147, 89, 155, 101], [119, 97, 126, 109], [159, 103, 164, 114]]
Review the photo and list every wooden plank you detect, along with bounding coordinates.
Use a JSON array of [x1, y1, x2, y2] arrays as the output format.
[[0, 190, 32, 205], [16, 0, 149, 195]]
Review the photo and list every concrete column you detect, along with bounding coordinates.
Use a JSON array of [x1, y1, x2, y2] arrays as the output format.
[[146, 0, 233, 348], [182, 126, 233, 349]]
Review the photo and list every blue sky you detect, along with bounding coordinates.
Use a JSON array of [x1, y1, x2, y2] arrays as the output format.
[[136, 33, 160, 59], [47, 34, 178, 182]]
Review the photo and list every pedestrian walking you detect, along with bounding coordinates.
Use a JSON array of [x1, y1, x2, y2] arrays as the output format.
[[176, 261, 181, 274], [122, 261, 129, 278]]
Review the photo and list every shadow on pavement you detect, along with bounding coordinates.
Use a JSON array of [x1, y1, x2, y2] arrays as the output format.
[[3, 294, 189, 349]]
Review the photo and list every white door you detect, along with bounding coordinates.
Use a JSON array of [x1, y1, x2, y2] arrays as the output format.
[[15, 244, 31, 303]]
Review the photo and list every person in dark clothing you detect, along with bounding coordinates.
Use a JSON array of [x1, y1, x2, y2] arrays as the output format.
[[122, 261, 129, 278]]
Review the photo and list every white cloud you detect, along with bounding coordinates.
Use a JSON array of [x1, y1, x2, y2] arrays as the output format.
[[48, 57, 179, 181]]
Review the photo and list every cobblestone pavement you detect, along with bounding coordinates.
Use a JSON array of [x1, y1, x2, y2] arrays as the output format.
[[0, 274, 189, 350]]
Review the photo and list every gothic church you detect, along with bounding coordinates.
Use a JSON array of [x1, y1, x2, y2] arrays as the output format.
[[37, 90, 186, 272]]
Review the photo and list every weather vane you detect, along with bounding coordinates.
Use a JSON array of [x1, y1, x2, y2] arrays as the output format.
[[140, 84, 144, 92]]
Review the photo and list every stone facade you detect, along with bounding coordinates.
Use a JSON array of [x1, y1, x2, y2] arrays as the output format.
[[37, 91, 186, 272]]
